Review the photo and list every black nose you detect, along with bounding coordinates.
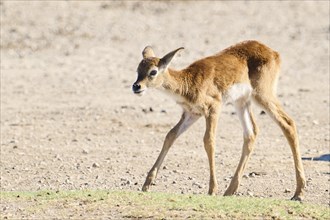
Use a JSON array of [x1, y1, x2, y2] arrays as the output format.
[[132, 83, 141, 92]]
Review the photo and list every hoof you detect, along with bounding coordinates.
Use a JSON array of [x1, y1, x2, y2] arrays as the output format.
[[291, 195, 303, 202], [142, 184, 149, 192], [208, 187, 218, 196], [223, 189, 236, 196], [291, 190, 304, 201], [208, 191, 217, 196], [224, 182, 238, 196]]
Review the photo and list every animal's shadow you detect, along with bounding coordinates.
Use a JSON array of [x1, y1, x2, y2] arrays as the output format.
[[302, 154, 330, 162]]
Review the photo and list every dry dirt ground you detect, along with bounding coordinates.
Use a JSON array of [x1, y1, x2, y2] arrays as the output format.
[[1, 0, 329, 212]]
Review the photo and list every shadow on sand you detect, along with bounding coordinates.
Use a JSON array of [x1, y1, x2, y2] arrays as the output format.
[[302, 154, 330, 162]]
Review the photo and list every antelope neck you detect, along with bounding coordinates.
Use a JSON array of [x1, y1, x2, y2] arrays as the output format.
[[161, 68, 189, 97]]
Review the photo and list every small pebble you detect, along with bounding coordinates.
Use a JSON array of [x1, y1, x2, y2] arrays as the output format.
[[288, 210, 294, 214], [92, 163, 100, 168], [283, 101, 290, 106], [247, 191, 254, 196], [192, 182, 203, 189], [312, 120, 319, 125], [284, 189, 291, 193], [298, 88, 310, 92]]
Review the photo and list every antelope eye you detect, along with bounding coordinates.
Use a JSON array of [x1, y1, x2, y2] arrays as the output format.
[[149, 70, 157, 76]]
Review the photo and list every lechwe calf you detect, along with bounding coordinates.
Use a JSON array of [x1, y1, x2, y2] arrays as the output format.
[[132, 40, 306, 201]]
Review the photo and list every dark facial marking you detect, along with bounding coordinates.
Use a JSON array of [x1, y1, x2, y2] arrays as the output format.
[[136, 57, 160, 82]]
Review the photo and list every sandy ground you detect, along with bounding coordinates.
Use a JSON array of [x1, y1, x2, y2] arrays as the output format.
[[1, 0, 329, 215]]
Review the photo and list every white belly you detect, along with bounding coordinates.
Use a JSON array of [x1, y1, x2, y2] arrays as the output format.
[[225, 83, 252, 104]]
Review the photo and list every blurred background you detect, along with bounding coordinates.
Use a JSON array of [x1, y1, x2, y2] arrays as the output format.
[[1, 1, 329, 205]]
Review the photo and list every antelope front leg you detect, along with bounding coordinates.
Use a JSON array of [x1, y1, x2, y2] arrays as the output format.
[[142, 112, 199, 192], [204, 110, 220, 195]]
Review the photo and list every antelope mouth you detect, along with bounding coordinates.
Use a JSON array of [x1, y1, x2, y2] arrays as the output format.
[[134, 90, 145, 96]]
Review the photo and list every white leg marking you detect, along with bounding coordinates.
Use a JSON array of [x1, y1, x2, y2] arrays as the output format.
[[235, 104, 254, 137], [227, 83, 254, 137], [177, 113, 200, 137]]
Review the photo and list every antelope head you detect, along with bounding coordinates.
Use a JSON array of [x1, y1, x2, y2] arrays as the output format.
[[132, 46, 184, 95]]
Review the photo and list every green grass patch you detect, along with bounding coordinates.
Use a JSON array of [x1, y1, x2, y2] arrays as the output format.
[[1, 190, 329, 219]]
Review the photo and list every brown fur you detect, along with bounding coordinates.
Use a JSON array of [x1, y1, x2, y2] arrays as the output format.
[[133, 40, 306, 200]]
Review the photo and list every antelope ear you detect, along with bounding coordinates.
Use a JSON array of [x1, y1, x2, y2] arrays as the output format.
[[142, 46, 155, 58], [159, 47, 184, 70]]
